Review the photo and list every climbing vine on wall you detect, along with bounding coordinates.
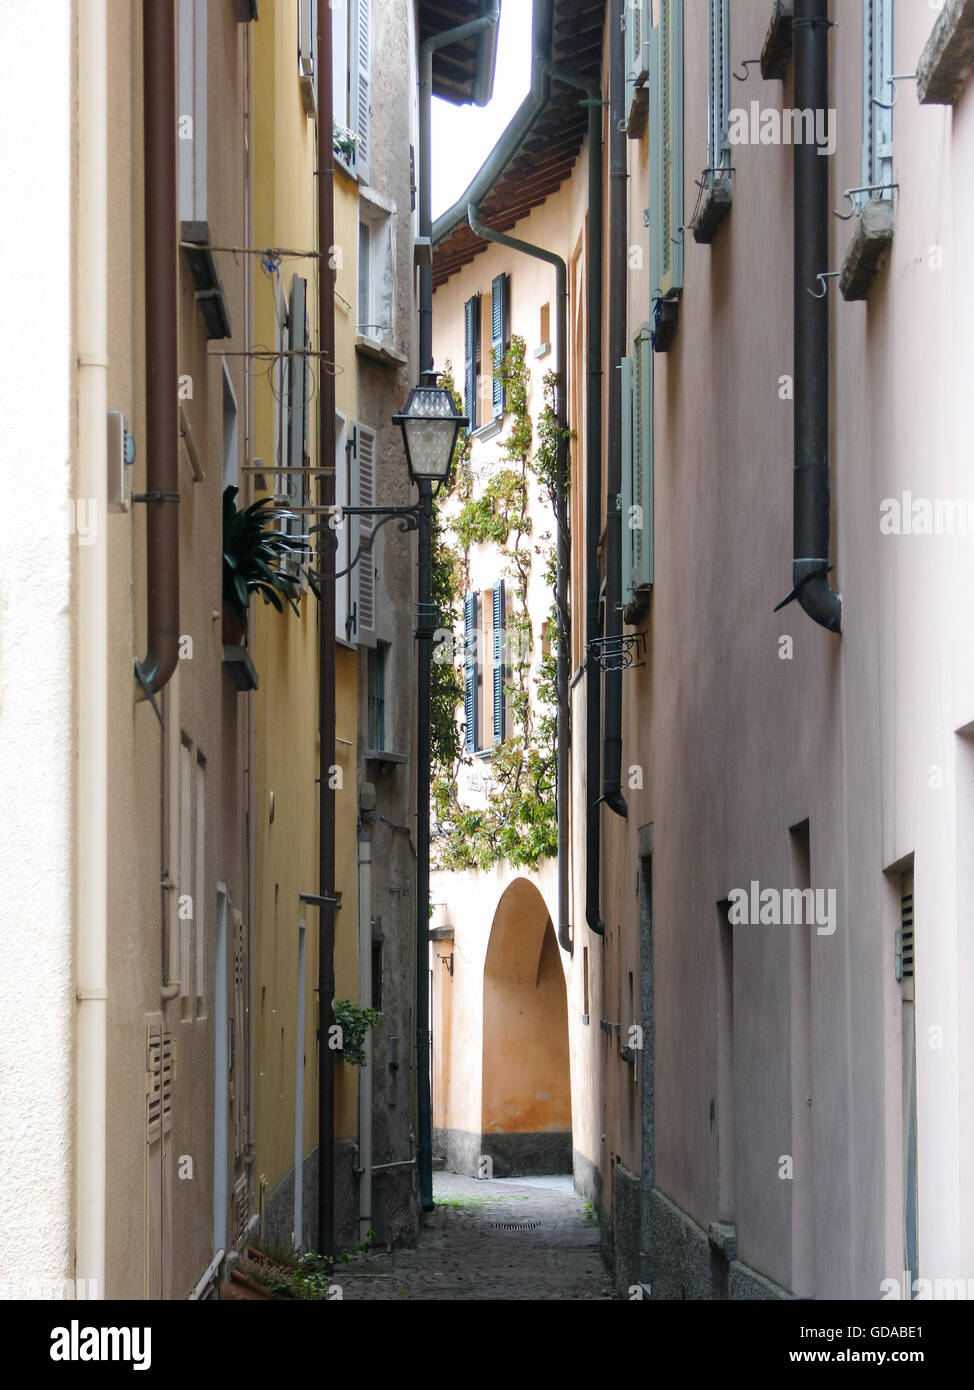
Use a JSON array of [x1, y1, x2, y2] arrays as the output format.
[[430, 339, 567, 873]]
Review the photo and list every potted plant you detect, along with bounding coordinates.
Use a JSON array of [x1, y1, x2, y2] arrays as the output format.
[[222, 485, 314, 645]]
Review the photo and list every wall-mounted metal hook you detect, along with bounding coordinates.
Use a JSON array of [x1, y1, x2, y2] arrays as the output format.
[[732, 58, 762, 82], [833, 182, 899, 219], [671, 227, 685, 246], [808, 271, 840, 299], [872, 72, 917, 110]]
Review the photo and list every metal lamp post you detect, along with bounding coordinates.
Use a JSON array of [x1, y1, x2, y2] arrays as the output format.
[[393, 373, 466, 1212], [335, 374, 466, 1214]]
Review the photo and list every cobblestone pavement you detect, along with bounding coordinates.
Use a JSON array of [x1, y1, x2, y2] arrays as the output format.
[[336, 1172, 615, 1301]]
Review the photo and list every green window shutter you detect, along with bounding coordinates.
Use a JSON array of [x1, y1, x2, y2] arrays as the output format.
[[633, 324, 654, 590], [464, 296, 479, 424], [492, 580, 506, 742], [464, 592, 478, 752], [351, 0, 371, 183], [621, 356, 635, 602], [658, 0, 684, 297], [491, 273, 508, 418], [862, 0, 894, 196], [708, 0, 730, 174]]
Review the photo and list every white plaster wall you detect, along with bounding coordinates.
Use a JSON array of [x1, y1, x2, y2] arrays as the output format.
[[0, 0, 75, 1295]]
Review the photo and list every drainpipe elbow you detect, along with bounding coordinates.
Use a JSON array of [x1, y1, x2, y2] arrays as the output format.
[[603, 786, 628, 818], [794, 561, 842, 634]]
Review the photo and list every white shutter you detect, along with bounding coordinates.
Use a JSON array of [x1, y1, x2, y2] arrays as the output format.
[[195, 755, 205, 1011], [298, 0, 318, 118], [351, 0, 371, 183], [145, 1017, 173, 1300], [862, 0, 894, 195], [351, 423, 377, 644], [334, 414, 351, 641]]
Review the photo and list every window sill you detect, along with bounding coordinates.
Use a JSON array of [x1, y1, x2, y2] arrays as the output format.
[[365, 749, 407, 765], [470, 418, 503, 443], [355, 335, 408, 368], [918, 0, 974, 105], [532, 342, 551, 360], [761, 0, 793, 81], [690, 177, 732, 245], [839, 199, 894, 302], [334, 153, 358, 183], [180, 222, 232, 341], [223, 645, 258, 692]]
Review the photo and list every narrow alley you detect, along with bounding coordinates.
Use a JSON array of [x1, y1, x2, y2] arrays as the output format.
[[338, 1175, 612, 1301]]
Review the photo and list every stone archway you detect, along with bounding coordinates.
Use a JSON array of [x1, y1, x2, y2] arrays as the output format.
[[481, 878, 572, 1176]]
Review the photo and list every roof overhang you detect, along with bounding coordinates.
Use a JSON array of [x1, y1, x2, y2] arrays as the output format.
[[419, 0, 503, 108], [432, 0, 605, 288]]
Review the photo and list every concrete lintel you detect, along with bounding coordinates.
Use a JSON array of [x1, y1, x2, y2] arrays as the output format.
[[918, 0, 974, 105], [840, 199, 894, 302]]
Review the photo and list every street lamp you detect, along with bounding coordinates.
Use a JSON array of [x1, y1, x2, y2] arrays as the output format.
[[393, 372, 467, 486], [329, 373, 465, 1213]]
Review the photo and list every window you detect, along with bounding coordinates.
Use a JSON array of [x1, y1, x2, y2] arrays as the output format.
[[179, 735, 193, 1020], [707, 0, 730, 180], [898, 870, 918, 1290], [368, 645, 386, 751], [371, 941, 383, 1012], [463, 582, 506, 753], [862, 0, 894, 200], [463, 274, 510, 430], [330, 0, 371, 179], [222, 363, 238, 490], [357, 199, 395, 349], [538, 301, 551, 357], [350, 421, 377, 644], [651, 0, 684, 346], [195, 753, 206, 1017], [178, 0, 207, 230], [298, 0, 318, 116], [284, 276, 309, 552], [334, 412, 351, 641], [621, 324, 654, 604]]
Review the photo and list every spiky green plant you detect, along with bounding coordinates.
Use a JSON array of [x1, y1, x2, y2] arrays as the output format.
[[222, 485, 310, 640]]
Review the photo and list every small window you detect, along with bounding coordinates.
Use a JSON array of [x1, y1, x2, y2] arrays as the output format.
[[298, 0, 318, 117], [368, 645, 386, 751], [178, 0, 207, 229], [222, 363, 238, 490], [371, 941, 383, 1012], [357, 202, 394, 348], [539, 302, 550, 354]]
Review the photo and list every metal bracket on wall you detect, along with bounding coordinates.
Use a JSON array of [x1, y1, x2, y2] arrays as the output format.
[[587, 632, 647, 673]]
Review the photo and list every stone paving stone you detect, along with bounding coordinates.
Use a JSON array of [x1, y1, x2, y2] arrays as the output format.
[[336, 1172, 615, 1301]]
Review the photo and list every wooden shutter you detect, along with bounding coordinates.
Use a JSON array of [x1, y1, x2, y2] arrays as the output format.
[[351, 0, 371, 183], [658, 0, 684, 297], [230, 910, 247, 1166], [492, 580, 506, 741], [491, 274, 508, 418], [464, 296, 479, 425], [287, 276, 308, 538], [145, 1018, 173, 1300], [299, 0, 318, 117], [350, 422, 377, 644], [464, 592, 478, 752]]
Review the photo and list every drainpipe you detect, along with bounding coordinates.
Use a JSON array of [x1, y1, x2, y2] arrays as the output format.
[[539, 61, 604, 937], [316, 4, 337, 1258], [357, 832, 373, 1244], [602, 0, 628, 817], [135, 0, 180, 699], [466, 204, 571, 960], [76, 0, 108, 1300], [786, 0, 841, 632], [416, 2, 500, 1213]]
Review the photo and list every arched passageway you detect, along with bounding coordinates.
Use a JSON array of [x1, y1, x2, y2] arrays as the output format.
[[481, 878, 572, 1175]]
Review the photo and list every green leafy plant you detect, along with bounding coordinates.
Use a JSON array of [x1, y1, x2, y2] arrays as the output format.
[[430, 340, 567, 873], [333, 999, 380, 1067], [222, 485, 311, 641], [333, 121, 358, 163]]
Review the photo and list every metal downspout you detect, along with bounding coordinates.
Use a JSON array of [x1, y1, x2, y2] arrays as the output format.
[[466, 204, 572, 958], [135, 0, 180, 700], [316, 4, 338, 1258], [539, 59, 605, 937], [602, 0, 628, 817], [786, 0, 842, 632]]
